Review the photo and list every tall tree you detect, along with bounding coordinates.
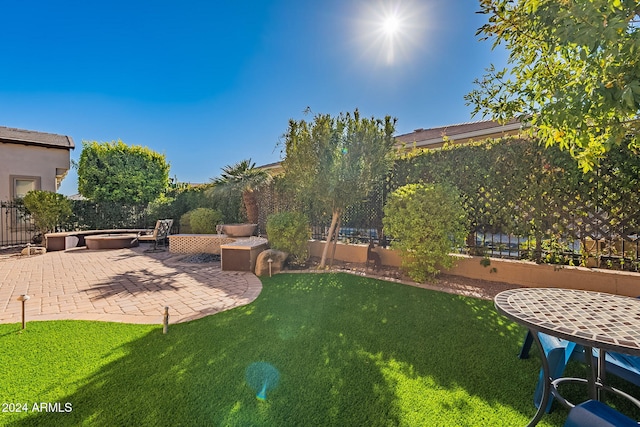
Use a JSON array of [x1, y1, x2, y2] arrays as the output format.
[[209, 159, 272, 224], [281, 109, 396, 268], [466, 0, 640, 171], [77, 140, 170, 204]]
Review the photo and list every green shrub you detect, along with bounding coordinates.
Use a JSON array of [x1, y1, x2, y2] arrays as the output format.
[[179, 211, 193, 234], [147, 183, 221, 226], [266, 212, 311, 264], [383, 183, 468, 282], [23, 190, 72, 234], [188, 208, 222, 234]]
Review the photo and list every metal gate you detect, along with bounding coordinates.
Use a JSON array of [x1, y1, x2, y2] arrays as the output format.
[[0, 201, 36, 247]]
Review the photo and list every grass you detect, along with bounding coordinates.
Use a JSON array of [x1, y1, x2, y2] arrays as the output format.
[[1, 272, 638, 426]]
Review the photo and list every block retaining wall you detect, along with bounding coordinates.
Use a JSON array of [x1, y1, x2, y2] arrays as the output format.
[[307, 240, 640, 297]]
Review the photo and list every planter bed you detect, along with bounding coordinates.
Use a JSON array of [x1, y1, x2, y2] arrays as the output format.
[[307, 240, 640, 297]]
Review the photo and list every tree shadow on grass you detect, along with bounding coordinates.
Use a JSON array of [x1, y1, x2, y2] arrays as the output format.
[[6, 273, 579, 426]]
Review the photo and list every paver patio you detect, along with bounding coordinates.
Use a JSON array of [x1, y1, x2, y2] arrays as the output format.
[[0, 245, 262, 325]]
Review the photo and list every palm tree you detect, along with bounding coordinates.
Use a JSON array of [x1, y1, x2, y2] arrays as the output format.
[[210, 159, 272, 224]]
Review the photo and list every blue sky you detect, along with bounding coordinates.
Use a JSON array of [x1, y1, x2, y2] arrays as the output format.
[[1, 1, 506, 195]]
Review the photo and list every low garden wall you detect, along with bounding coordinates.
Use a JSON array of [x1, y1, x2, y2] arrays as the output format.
[[307, 240, 640, 297]]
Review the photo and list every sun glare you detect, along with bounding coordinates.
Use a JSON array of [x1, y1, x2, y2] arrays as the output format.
[[382, 15, 400, 36], [352, 1, 429, 67]]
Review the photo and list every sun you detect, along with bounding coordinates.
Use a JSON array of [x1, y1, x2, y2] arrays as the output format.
[[382, 14, 400, 36], [351, 1, 430, 67]]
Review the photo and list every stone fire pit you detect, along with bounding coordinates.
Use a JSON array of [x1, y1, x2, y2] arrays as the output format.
[[85, 234, 140, 250]]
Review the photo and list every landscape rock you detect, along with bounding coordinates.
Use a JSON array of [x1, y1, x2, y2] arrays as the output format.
[[21, 246, 46, 256], [255, 249, 288, 277]]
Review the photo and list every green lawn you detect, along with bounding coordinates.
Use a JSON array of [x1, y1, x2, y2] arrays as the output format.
[[1, 273, 637, 426]]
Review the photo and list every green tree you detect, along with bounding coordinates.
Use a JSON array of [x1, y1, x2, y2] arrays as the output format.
[[209, 159, 272, 225], [383, 183, 468, 282], [77, 140, 170, 204], [466, 0, 640, 171], [281, 109, 396, 268], [23, 190, 72, 234]]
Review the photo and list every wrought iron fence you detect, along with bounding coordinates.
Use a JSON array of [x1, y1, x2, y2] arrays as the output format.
[[0, 201, 37, 247], [0, 199, 164, 248], [467, 224, 640, 271]]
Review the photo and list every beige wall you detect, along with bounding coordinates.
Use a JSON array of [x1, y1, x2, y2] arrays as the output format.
[[446, 255, 640, 297], [0, 143, 71, 200], [308, 240, 640, 297]]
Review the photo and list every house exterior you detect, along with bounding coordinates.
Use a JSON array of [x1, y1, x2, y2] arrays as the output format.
[[394, 118, 524, 149], [0, 126, 74, 246], [0, 126, 75, 201], [257, 118, 525, 174]]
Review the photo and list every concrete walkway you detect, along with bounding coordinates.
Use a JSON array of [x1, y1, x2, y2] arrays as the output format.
[[0, 246, 262, 325]]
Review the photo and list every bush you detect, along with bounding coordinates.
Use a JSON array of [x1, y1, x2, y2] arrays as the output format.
[[266, 212, 311, 264], [383, 183, 468, 282], [147, 183, 219, 226], [23, 190, 72, 234], [179, 211, 193, 234], [188, 208, 222, 234]]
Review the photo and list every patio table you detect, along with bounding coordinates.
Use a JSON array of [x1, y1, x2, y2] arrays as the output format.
[[494, 287, 640, 426]]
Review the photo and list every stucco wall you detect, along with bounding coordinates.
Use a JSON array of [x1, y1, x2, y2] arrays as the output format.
[[446, 255, 640, 297], [0, 143, 70, 200], [307, 240, 640, 297]]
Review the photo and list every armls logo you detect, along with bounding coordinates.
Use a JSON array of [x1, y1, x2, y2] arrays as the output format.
[[31, 402, 73, 413]]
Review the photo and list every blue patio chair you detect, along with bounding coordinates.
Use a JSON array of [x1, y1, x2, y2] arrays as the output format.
[[519, 331, 580, 413], [564, 400, 637, 427], [573, 349, 640, 388], [521, 331, 640, 413]]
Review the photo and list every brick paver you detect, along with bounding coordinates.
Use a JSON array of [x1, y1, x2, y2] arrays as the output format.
[[0, 246, 262, 325]]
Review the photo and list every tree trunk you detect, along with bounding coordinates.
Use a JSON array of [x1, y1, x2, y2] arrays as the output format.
[[329, 216, 341, 268], [243, 190, 259, 224], [319, 209, 341, 268]]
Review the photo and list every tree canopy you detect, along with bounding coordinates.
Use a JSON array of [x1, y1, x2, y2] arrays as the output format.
[[466, 0, 640, 171], [281, 109, 396, 267], [209, 159, 272, 224], [77, 140, 170, 204]]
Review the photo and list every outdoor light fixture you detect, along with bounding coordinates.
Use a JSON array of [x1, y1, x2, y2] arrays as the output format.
[[267, 258, 273, 277], [18, 294, 30, 329], [163, 306, 169, 334]]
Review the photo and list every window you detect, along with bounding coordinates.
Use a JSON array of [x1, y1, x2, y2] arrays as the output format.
[[10, 175, 41, 199]]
